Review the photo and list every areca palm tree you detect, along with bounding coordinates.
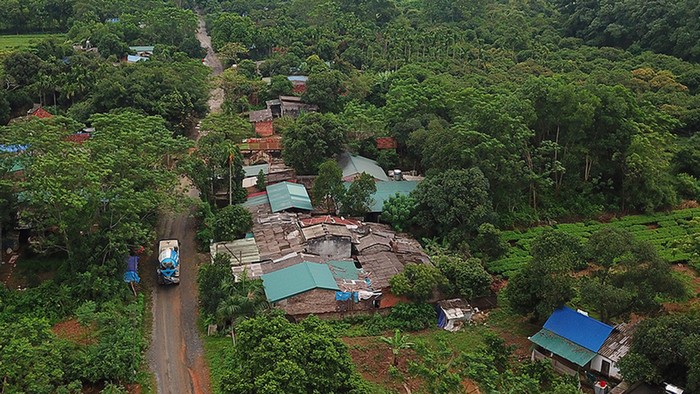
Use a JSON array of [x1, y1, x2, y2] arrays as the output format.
[[216, 274, 270, 345], [380, 329, 414, 367]]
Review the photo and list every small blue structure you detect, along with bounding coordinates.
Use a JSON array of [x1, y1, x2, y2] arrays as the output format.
[[0, 145, 28, 153], [123, 255, 140, 283], [127, 55, 149, 63]]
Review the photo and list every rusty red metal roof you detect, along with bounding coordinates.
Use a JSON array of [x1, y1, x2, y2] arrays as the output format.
[[376, 137, 397, 150], [65, 133, 91, 144], [29, 107, 53, 119]]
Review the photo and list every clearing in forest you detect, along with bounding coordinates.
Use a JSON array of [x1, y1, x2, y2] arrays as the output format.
[[0, 34, 67, 51]]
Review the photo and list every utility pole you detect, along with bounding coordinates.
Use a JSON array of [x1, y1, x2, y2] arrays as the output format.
[[229, 153, 233, 206]]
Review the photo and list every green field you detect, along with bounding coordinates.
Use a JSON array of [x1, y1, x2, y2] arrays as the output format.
[[488, 208, 700, 278], [0, 34, 66, 51]]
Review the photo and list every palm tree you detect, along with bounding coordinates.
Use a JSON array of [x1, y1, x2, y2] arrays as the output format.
[[380, 329, 414, 367], [216, 274, 270, 345]]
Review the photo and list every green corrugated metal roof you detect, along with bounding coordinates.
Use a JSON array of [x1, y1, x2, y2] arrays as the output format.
[[530, 329, 596, 367], [266, 182, 313, 212], [337, 152, 389, 181], [344, 181, 420, 213], [129, 46, 155, 52], [328, 260, 359, 280], [243, 192, 270, 207], [243, 164, 269, 177], [10, 160, 24, 172], [261, 262, 340, 302]]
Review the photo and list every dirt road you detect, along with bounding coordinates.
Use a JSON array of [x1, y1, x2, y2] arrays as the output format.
[[196, 14, 224, 114], [147, 181, 211, 394], [147, 15, 222, 394]]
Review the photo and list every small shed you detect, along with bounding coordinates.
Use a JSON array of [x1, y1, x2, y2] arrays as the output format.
[[356, 233, 392, 255], [129, 46, 155, 57], [266, 182, 313, 213], [530, 306, 615, 376], [127, 55, 149, 63], [27, 105, 53, 119], [288, 75, 309, 94], [437, 299, 473, 332]]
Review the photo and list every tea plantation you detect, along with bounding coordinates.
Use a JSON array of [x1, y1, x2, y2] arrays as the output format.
[[488, 208, 700, 278]]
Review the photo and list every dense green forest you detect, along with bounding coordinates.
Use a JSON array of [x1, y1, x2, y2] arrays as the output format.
[[189, 0, 700, 230]]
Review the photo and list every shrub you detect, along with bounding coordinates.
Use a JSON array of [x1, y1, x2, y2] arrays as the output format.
[[389, 264, 447, 302], [388, 303, 436, 331]]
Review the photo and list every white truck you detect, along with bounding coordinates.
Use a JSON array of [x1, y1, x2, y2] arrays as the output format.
[[157, 239, 180, 285]]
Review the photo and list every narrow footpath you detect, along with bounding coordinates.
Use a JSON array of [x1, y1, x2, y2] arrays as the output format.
[[146, 14, 224, 394]]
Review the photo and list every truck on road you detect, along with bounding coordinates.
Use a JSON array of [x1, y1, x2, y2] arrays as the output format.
[[157, 239, 180, 285]]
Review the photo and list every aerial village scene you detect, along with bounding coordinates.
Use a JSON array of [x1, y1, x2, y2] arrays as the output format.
[[0, 1, 699, 394]]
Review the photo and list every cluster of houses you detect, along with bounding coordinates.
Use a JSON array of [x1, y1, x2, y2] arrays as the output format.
[[211, 174, 430, 320]]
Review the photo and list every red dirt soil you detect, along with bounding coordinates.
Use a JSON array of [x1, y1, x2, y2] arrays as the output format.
[[52, 319, 97, 345], [343, 336, 424, 393], [664, 264, 700, 312]]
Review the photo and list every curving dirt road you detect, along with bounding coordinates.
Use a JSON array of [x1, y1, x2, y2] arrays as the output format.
[[147, 14, 224, 394]]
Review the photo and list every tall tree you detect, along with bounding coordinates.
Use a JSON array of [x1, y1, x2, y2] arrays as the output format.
[[281, 112, 347, 175], [2, 113, 189, 268], [340, 172, 376, 217], [412, 167, 494, 245], [219, 315, 361, 393], [312, 160, 345, 214]]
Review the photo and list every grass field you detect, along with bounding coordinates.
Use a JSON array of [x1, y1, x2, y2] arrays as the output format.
[[488, 208, 700, 278], [0, 34, 66, 51]]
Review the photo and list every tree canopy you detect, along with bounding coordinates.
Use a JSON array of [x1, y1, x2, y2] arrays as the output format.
[[219, 315, 363, 393]]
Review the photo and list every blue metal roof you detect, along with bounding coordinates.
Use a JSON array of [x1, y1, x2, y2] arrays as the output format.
[[0, 145, 28, 153], [543, 306, 614, 352], [287, 75, 308, 82], [266, 182, 312, 212]]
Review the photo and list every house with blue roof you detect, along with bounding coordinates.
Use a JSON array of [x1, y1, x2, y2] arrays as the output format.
[[530, 306, 636, 381]]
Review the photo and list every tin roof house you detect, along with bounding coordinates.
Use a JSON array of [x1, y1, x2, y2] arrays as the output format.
[[530, 306, 636, 381]]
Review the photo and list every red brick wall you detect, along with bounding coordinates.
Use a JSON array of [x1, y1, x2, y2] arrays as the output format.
[[255, 121, 274, 137]]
